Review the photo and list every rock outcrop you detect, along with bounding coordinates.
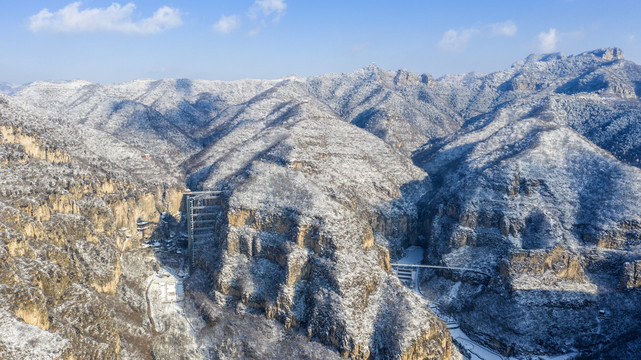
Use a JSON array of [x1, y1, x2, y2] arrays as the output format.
[[195, 117, 452, 358], [0, 98, 188, 359], [620, 260, 641, 289], [414, 99, 641, 355]]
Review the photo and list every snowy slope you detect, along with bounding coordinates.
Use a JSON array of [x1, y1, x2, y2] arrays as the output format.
[[413, 108, 641, 355]]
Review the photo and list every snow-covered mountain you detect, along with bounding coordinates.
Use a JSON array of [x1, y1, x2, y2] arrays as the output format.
[[0, 82, 24, 95], [1, 47, 640, 359]]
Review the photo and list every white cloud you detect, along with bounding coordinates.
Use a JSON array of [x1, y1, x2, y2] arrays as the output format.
[[491, 20, 517, 37], [212, 0, 286, 37], [244, 0, 287, 36], [213, 14, 240, 34], [538, 28, 558, 52], [438, 28, 478, 51], [248, 0, 287, 20], [248, 27, 264, 37], [28, 2, 183, 34]]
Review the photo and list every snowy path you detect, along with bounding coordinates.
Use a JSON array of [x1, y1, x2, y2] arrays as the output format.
[[144, 275, 160, 333]]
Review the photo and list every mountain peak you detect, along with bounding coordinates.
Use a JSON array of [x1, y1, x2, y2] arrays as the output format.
[[518, 47, 625, 68], [364, 63, 380, 71], [523, 52, 565, 64], [582, 46, 624, 61]]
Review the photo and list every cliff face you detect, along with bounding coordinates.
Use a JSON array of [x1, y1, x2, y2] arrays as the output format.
[[0, 174, 184, 359], [0, 100, 189, 359], [195, 118, 452, 359], [414, 108, 641, 355]]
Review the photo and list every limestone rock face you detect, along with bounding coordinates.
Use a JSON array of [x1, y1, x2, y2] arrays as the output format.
[[414, 103, 641, 355], [196, 117, 452, 358], [0, 125, 70, 164], [620, 260, 641, 289], [0, 98, 187, 359], [591, 46, 625, 61], [393, 69, 422, 86], [502, 245, 586, 285]]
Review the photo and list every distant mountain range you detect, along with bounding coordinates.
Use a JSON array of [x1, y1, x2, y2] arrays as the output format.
[[0, 82, 24, 95]]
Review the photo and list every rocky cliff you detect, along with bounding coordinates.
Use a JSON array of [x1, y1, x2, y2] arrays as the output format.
[[0, 98, 192, 359], [412, 50, 641, 356], [195, 117, 452, 358]]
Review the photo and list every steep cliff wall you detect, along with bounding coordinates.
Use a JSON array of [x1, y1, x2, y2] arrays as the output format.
[[192, 118, 453, 359], [415, 112, 641, 356], [0, 106, 185, 358]]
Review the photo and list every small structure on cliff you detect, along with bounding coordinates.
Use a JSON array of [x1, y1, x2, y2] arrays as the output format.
[[137, 218, 151, 238]]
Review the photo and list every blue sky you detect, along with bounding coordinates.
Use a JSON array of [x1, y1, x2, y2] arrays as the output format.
[[0, 0, 639, 84]]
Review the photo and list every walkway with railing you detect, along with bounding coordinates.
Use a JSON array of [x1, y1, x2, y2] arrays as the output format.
[[390, 263, 492, 279]]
